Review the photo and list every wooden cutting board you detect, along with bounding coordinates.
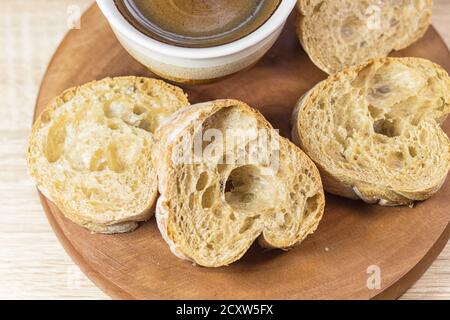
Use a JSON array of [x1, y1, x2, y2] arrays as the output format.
[[34, 4, 450, 300]]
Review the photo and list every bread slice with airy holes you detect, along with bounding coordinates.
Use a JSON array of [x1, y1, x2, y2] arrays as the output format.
[[27, 77, 189, 233], [292, 57, 450, 206], [155, 99, 325, 267], [296, 0, 433, 74]]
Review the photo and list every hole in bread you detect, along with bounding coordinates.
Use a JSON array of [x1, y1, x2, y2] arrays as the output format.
[[225, 178, 234, 193], [108, 120, 121, 130], [138, 119, 153, 132], [81, 187, 95, 199], [201, 186, 217, 209], [133, 105, 147, 116], [89, 149, 107, 171], [390, 18, 399, 27], [202, 107, 257, 155], [106, 137, 140, 173], [196, 172, 209, 191], [107, 143, 125, 173], [386, 151, 405, 169], [373, 119, 401, 137], [312, 1, 324, 14], [304, 194, 320, 219], [408, 146, 418, 158], [340, 16, 363, 39], [239, 216, 259, 234], [187, 193, 195, 210], [212, 209, 222, 218], [217, 164, 230, 174], [368, 105, 383, 119], [224, 165, 276, 213], [375, 85, 391, 95], [44, 117, 67, 163]]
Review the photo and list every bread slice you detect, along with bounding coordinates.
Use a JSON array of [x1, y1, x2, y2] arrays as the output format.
[[155, 99, 325, 267], [296, 0, 433, 74], [27, 77, 189, 233], [292, 57, 450, 206]]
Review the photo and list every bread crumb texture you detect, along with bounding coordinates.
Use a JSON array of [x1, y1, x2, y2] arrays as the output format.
[[156, 99, 325, 267], [297, 0, 432, 74], [294, 57, 450, 206], [27, 77, 188, 233]]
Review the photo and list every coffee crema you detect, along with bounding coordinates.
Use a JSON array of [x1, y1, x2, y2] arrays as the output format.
[[115, 0, 281, 48]]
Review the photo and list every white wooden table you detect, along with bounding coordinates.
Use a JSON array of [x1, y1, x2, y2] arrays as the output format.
[[0, 0, 449, 299]]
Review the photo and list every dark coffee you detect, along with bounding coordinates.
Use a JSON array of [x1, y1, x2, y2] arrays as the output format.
[[115, 0, 281, 48]]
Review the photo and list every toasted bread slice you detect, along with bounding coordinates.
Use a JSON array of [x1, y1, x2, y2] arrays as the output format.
[[28, 77, 189, 233], [292, 57, 450, 206], [155, 99, 325, 267], [296, 0, 432, 74]]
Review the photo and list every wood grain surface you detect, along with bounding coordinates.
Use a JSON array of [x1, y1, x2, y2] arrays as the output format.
[[1, 0, 450, 300]]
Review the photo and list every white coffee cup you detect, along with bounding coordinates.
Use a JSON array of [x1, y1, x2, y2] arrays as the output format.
[[97, 0, 297, 83]]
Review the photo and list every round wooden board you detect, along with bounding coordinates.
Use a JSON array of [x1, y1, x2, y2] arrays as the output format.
[[34, 4, 450, 300]]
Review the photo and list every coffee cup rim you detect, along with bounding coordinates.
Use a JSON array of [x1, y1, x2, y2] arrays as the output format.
[[96, 0, 297, 59]]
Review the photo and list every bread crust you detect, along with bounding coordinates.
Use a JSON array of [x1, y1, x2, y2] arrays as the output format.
[[292, 57, 450, 206], [28, 76, 188, 233], [155, 99, 325, 267], [296, 0, 433, 74]]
